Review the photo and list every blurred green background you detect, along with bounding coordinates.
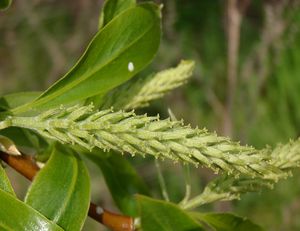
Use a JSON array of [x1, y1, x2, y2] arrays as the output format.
[[1, 0, 300, 230]]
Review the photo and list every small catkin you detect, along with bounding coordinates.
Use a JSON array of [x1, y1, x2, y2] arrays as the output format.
[[101, 60, 195, 110]]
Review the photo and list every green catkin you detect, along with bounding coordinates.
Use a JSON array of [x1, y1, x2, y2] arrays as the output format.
[[181, 139, 300, 209], [101, 60, 195, 110], [1, 104, 287, 180]]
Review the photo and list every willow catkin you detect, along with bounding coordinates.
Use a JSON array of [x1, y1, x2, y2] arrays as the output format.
[[182, 139, 300, 209], [101, 60, 195, 110], [1, 104, 286, 180]]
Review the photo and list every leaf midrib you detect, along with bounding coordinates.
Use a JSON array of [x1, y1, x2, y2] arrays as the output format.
[[53, 156, 79, 224]]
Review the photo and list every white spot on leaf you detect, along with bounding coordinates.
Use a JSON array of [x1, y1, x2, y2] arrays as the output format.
[[128, 62, 134, 72]]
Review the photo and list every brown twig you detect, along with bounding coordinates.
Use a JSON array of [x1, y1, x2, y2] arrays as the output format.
[[223, 0, 251, 137], [0, 151, 134, 231], [224, 0, 243, 137]]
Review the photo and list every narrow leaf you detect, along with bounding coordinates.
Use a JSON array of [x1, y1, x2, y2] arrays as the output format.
[[12, 3, 161, 114], [99, 0, 136, 29], [0, 164, 15, 196], [88, 150, 149, 216], [0, 189, 64, 231], [191, 212, 264, 231], [25, 144, 90, 231], [137, 195, 204, 231]]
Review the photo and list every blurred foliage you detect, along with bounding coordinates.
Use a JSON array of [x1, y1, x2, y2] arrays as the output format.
[[1, 0, 300, 230]]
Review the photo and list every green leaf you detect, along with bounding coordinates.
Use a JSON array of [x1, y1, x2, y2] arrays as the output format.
[[25, 144, 90, 231], [0, 189, 64, 231], [191, 212, 264, 231], [0, 0, 11, 10], [0, 92, 40, 111], [137, 195, 204, 231], [12, 3, 161, 114], [88, 150, 149, 216], [99, 0, 136, 29], [0, 164, 15, 196]]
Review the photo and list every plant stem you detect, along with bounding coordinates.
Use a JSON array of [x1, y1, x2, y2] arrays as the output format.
[[155, 159, 170, 201], [224, 0, 243, 136], [179, 164, 191, 205], [0, 151, 134, 231], [180, 190, 232, 210]]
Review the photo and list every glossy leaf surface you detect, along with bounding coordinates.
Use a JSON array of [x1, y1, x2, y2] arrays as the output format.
[[99, 0, 136, 29], [12, 3, 161, 114], [191, 212, 264, 231], [25, 144, 90, 231], [88, 150, 149, 216], [0, 189, 63, 231], [137, 195, 204, 231]]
